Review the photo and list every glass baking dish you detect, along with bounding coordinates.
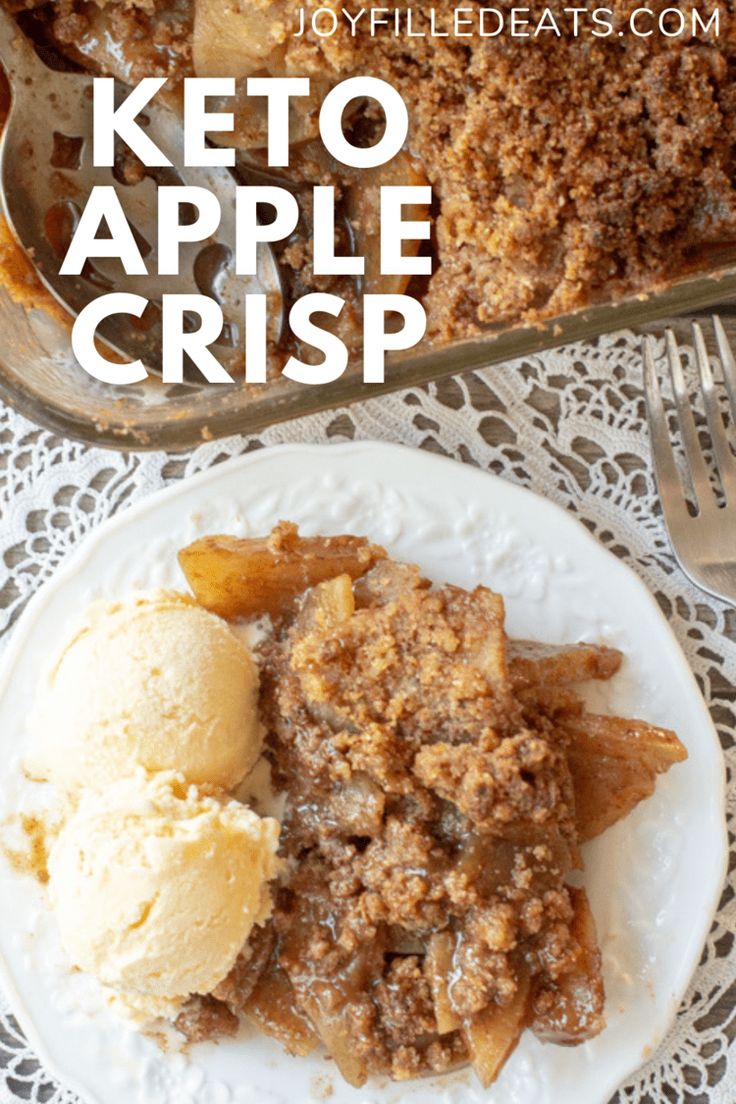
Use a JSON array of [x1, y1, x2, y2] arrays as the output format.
[[1, 258, 735, 451]]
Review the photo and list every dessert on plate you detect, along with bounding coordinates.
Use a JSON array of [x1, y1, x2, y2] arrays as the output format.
[[27, 590, 262, 792], [14, 521, 688, 1089], [48, 771, 280, 1024]]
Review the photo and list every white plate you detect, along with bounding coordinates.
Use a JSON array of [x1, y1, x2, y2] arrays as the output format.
[[0, 442, 726, 1104]]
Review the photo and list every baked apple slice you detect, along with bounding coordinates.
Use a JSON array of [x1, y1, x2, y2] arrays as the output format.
[[179, 522, 384, 619]]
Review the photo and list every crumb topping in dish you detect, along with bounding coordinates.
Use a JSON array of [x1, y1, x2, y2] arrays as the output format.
[[1, 0, 734, 347]]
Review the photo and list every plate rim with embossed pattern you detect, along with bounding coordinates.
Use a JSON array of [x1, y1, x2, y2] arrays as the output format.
[[0, 441, 726, 1104]]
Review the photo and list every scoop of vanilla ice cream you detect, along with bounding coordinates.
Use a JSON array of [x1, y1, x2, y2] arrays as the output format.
[[48, 771, 281, 1022], [26, 590, 260, 793]]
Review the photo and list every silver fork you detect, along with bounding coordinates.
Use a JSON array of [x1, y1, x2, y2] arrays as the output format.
[[644, 316, 736, 604]]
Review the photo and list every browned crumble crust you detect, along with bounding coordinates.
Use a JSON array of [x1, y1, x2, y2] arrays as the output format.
[[175, 994, 238, 1044], [6, 0, 192, 84], [183, 562, 602, 1082], [161, 527, 687, 1085], [2, 0, 734, 343]]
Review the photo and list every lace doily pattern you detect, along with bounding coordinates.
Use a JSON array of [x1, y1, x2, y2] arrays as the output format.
[[0, 328, 733, 1104]]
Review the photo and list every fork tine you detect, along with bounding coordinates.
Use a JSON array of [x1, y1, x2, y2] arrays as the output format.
[[664, 329, 713, 509], [713, 314, 736, 419], [643, 337, 690, 529], [692, 321, 736, 504]]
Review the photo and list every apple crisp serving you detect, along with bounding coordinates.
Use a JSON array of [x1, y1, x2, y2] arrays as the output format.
[[1, 0, 734, 346], [175, 522, 687, 1088]]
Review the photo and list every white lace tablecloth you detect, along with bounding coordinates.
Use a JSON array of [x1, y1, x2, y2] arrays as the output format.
[[0, 328, 733, 1104]]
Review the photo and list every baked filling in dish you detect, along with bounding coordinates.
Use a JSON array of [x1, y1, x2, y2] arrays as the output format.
[[173, 522, 687, 1088], [0, 0, 734, 354]]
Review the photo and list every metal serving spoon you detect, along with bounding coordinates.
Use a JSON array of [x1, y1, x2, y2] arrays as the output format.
[[0, 7, 283, 379]]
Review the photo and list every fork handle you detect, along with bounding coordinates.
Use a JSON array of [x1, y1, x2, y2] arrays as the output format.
[[0, 7, 46, 82]]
